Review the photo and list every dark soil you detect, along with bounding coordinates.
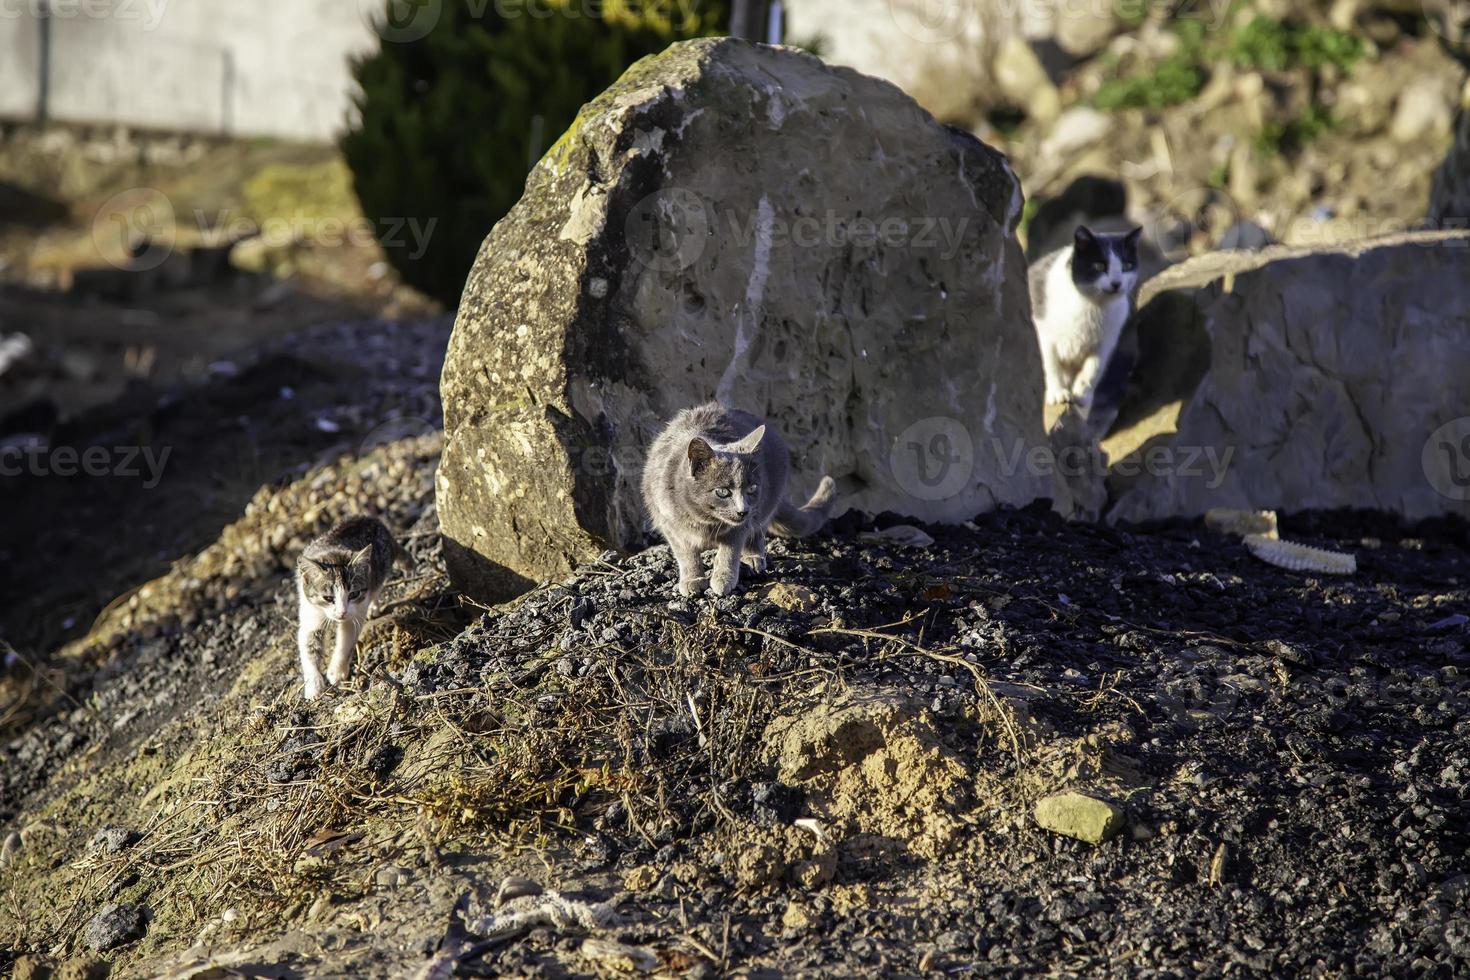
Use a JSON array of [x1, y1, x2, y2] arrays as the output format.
[[2, 320, 1468, 979]]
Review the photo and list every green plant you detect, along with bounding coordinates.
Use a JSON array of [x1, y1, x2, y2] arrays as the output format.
[[1093, 19, 1208, 111], [342, 0, 728, 306], [1256, 105, 1337, 156], [1228, 17, 1363, 73]]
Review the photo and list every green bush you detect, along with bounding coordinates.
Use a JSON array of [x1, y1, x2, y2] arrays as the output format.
[[343, 0, 728, 306]]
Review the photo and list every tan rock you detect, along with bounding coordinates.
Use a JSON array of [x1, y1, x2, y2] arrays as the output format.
[[438, 39, 1057, 601], [993, 37, 1059, 125], [1034, 791, 1125, 844], [1106, 232, 1470, 522], [762, 582, 820, 613]]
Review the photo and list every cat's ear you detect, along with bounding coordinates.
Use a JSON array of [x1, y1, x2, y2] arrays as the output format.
[[729, 425, 766, 455], [349, 544, 373, 568], [1123, 227, 1143, 252], [304, 556, 331, 572], [688, 437, 715, 476], [1074, 225, 1097, 249]]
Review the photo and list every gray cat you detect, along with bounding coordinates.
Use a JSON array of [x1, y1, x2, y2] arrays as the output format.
[[641, 402, 837, 597], [296, 516, 410, 700]]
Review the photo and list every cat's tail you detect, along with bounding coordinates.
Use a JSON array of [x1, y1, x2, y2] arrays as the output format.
[[770, 476, 838, 538]]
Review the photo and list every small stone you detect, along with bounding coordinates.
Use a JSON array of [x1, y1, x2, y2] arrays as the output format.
[[1390, 79, 1453, 144], [782, 900, 814, 932], [1034, 792, 1126, 844], [1041, 107, 1111, 160], [83, 902, 147, 952], [761, 583, 820, 613], [580, 937, 658, 973], [993, 37, 1059, 125], [375, 865, 412, 889], [87, 827, 134, 856], [623, 865, 659, 891]]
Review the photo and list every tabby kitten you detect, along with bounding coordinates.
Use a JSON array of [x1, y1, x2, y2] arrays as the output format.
[[296, 516, 409, 700], [641, 402, 837, 597]]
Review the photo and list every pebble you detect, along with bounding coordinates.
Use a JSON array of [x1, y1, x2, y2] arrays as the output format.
[[1034, 792, 1126, 845], [83, 903, 147, 952], [87, 827, 135, 855]]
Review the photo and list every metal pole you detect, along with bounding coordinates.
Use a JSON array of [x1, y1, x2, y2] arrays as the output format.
[[729, 0, 769, 41], [37, 2, 51, 123]]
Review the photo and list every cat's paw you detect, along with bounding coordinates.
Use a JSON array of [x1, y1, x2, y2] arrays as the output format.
[[708, 570, 740, 596], [676, 576, 708, 597], [1045, 388, 1072, 406], [303, 673, 325, 701], [741, 553, 767, 575]]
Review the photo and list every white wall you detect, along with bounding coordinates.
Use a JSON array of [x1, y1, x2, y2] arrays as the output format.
[[0, 0, 381, 142]]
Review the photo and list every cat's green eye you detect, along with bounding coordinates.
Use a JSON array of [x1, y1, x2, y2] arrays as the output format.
[[319, 594, 332, 604], [714, 488, 732, 499], [349, 590, 364, 600], [746, 484, 760, 493]]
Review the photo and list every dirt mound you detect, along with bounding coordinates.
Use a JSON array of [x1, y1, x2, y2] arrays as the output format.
[[765, 692, 972, 861]]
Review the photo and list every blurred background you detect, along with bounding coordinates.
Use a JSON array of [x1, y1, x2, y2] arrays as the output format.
[[0, 0, 1465, 649]]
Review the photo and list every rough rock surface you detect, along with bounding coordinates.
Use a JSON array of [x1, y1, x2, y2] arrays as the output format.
[[1106, 231, 1470, 523], [82, 903, 145, 953], [1430, 104, 1470, 225], [1034, 791, 1125, 844], [438, 38, 1051, 601]]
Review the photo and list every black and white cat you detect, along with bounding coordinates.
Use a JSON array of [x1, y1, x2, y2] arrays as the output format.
[[1028, 225, 1142, 417]]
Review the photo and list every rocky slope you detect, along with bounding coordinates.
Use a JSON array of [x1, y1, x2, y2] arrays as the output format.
[[798, 0, 1467, 259], [2, 317, 1468, 977]]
